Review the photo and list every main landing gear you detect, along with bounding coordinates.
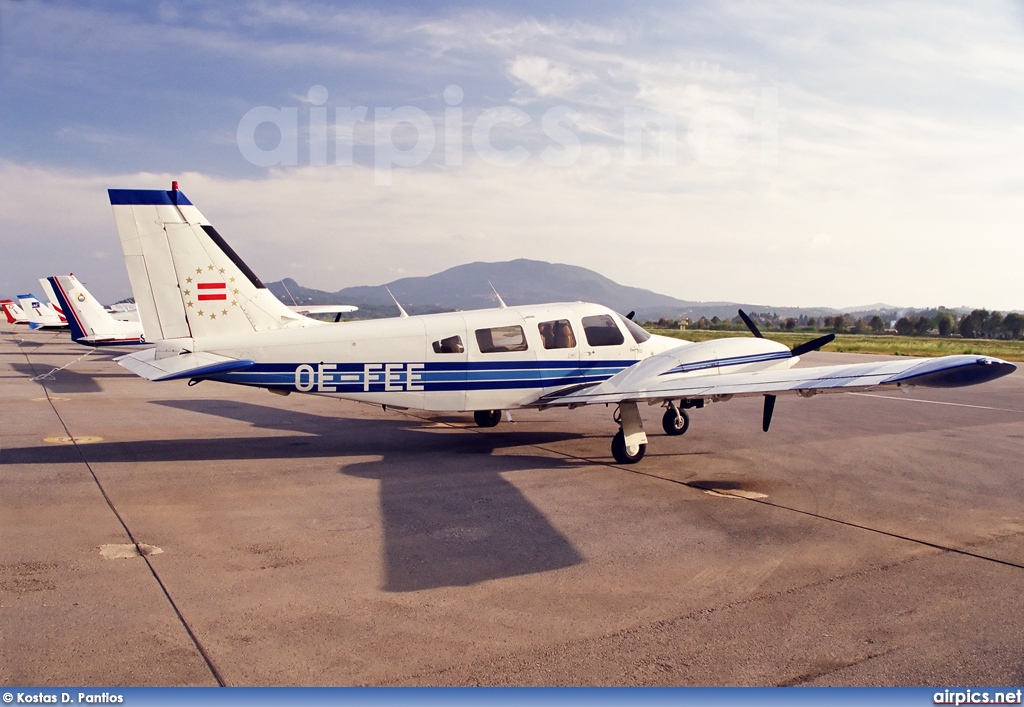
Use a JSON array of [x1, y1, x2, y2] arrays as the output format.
[[611, 429, 646, 464], [611, 402, 647, 464], [661, 404, 690, 436], [473, 409, 502, 428], [611, 400, 699, 464]]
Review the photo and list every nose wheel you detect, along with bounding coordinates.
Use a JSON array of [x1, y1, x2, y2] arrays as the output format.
[[662, 405, 690, 436]]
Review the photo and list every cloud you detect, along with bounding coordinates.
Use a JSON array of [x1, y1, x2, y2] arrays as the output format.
[[507, 56, 588, 101], [3, 1, 1024, 310], [3, 147, 1023, 312]]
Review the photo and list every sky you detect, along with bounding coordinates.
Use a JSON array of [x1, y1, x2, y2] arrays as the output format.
[[1, 0, 1023, 310]]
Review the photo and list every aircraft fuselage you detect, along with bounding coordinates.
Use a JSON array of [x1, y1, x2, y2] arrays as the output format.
[[164, 302, 797, 412]]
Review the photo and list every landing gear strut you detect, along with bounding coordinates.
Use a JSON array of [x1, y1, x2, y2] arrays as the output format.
[[662, 404, 690, 436], [473, 409, 502, 428]]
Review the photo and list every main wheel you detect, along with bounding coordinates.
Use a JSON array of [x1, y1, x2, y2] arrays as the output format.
[[662, 407, 690, 436], [611, 429, 646, 464], [473, 409, 502, 428]]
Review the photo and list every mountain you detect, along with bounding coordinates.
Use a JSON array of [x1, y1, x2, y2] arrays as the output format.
[[266, 259, 903, 322]]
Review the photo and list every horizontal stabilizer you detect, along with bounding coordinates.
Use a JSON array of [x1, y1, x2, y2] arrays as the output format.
[[116, 349, 254, 381]]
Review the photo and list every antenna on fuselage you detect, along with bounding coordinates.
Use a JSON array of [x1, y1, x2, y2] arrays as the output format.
[[280, 279, 299, 306], [385, 287, 409, 318], [488, 280, 507, 309]]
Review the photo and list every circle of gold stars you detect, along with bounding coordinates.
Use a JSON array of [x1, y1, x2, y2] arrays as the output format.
[[182, 264, 241, 318]]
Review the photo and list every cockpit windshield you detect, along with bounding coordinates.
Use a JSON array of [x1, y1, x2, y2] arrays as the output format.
[[615, 312, 651, 343]]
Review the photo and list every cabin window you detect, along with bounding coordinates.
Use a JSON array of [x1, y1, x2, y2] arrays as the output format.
[[538, 319, 577, 349], [616, 313, 651, 343], [475, 325, 528, 353], [432, 335, 465, 354], [582, 314, 625, 347]]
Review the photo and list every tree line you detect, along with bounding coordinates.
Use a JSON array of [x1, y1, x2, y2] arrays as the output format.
[[645, 308, 1024, 340]]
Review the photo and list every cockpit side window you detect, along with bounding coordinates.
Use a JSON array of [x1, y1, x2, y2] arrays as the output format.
[[475, 325, 528, 353], [538, 319, 577, 349], [581, 314, 625, 347], [431, 335, 465, 354], [616, 313, 651, 343]]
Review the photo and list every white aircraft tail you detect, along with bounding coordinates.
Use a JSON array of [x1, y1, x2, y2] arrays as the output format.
[[38, 278, 66, 318], [108, 186, 316, 342], [18, 294, 66, 329], [48, 275, 145, 345], [1, 300, 27, 324]]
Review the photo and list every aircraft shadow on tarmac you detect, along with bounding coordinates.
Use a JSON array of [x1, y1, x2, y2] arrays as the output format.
[[3, 397, 587, 592], [158, 399, 587, 592], [9, 361, 135, 394]]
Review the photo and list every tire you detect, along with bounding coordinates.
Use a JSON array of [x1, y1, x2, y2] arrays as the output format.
[[611, 429, 646, 464], [473, 410, 502, 428], [662, 408, 690, 436]]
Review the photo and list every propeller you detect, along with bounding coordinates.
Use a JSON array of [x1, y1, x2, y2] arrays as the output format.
[[626, 310, 635, 321], [736, 310, 836, 433], [790, 333, 835, 356], [738, 309, 835, 356], [737, 309, 763, 338]]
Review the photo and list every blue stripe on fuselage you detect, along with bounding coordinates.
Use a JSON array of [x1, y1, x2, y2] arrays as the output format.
[[204, 360, 629, 393]]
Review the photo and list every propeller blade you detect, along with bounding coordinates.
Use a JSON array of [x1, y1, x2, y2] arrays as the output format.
[[626, 310, 635, 321], [790, 333, 835, 357], [762, 394, 776, 432], [738, 309, 763, 338]]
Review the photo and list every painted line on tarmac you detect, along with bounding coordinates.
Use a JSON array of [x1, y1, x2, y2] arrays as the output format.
[[44, 435, 103, 445], [617, 465, 1024, 573], [394, 409, 1024, 574], [16, 339, 227, 687], [846, 392, 1023, 413]]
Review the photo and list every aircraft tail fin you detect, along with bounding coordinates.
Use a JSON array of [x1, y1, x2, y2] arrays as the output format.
[[1, 300, 26, 324], [48, 275, 145, 345], [38, 278, 65, 318], [108, 187, 316, 342], [18, 294, 65, 328]]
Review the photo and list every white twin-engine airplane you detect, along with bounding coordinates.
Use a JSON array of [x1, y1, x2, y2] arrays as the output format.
[[108, 187, 1016, 464]]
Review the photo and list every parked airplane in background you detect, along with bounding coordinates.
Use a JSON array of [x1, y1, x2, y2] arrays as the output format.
[[1, 299, 28, 324], [107, 301, 140, 323], [17, 293, 67, 329], [107, 186, 1017, 464], [38, 278, 67, 319], [47, 274, 147, 346]]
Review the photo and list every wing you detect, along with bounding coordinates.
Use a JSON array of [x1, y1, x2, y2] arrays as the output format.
[[542, 353, 1016, 408]]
